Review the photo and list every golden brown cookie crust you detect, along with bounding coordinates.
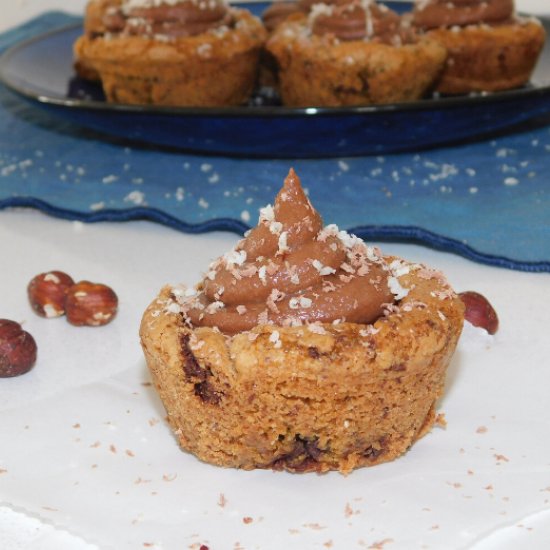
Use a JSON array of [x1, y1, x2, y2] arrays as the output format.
[[428, 18, 546, 94], [83, 0, 123, 35], [265, 18, 447, 107], [140, 258, 464, 474], [73, 8, 266, 106], [74, 0, 123, 81]]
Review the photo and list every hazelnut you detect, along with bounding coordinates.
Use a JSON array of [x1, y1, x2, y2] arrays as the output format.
[[28, 270, 75, 318], [65, 281, 118, 327], [459, 291, 499, 334], [0, 319, 38, 377]]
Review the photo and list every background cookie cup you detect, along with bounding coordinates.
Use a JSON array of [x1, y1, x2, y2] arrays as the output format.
[[411, 0, 546, 94], [265, 16, 446, 106], [424, 20, 546, 94], [140, 260, 464, 474], [73, 7, 266, 106]]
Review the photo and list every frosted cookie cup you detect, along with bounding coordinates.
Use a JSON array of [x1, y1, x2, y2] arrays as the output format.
[[412, 0, 546, 94], [73, 0, 267, 106], [265, 0, 447, 106], [140, 169, 464, 473]]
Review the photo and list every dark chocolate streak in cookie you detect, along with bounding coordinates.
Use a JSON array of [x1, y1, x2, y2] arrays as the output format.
[[181, 334, 222, 404]]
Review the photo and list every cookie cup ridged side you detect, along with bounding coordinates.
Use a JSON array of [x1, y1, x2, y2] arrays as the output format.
[[428, 19, 546, 94], [140, 262, 464, 474], [82, 0, 123, 35], [74, 0, 124, 80], [265, 20, 447, 106], [73, 9, 267, 106]]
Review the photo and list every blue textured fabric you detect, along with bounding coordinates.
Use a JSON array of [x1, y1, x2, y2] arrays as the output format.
[[1, 12, 550, 272]]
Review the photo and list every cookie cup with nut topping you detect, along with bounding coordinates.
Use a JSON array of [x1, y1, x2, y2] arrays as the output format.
[[73, 0, 267, 106], [424, 21, 545, 94], [141, 274, 463, 474], [139, 169, 464, 474], [412, 0, 546, 94], [265, 0, 447, 106]]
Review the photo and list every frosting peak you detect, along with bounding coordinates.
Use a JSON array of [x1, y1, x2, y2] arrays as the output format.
[[175, 169, 395, 335], [240, 169, 322, 260]]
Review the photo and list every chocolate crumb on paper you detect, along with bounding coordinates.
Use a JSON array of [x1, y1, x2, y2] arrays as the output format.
[[303, 523, 327, 530], [134, 477, 152, 485], [494, 453, 510, 463], [367, 538, 394, 549]]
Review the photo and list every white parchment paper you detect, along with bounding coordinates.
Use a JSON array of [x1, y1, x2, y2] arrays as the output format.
[[1, 213, 549, 549]]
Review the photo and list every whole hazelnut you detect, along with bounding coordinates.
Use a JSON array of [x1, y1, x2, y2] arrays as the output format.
[[0, 319, 38, 377], [28, 270, 75, 318], [459, 291, 499, 334], [65, 281, 118, 327]]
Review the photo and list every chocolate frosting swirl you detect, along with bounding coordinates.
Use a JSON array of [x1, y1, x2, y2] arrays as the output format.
[[179, 169, 394, 335], [413, 0, 514, 30], [262, 2, 302, 32], [310, 0, 402, 43], [103, 0, 232, 38]]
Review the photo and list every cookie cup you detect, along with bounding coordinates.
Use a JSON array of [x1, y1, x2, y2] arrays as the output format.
[[73, 9, 266, 106], [265, 19, 447, 106], [140, 261, 464, 474], [428, 18, 545, 94]]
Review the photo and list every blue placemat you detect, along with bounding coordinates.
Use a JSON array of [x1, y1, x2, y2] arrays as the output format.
[[1, 12, 550, 272]]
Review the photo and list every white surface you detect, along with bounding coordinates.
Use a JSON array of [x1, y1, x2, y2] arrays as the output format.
[[1, 211, 550, 550], [0, 0, 548, 34], [1, 1, 550, 549]]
